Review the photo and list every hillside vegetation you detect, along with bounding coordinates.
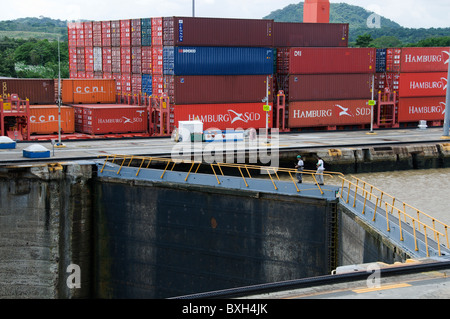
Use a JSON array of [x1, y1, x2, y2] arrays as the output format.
[[264, 2, 450, 46], [0, 4, 448, 79]]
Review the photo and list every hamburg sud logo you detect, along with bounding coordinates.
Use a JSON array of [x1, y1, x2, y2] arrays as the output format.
[[334, 104, 354, 117], [404, 50, 450, 65]]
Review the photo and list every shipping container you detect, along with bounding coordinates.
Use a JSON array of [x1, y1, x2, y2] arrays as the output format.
[[142, 74, 152, 95], [273, 22, 348, 47], [141, 18, 152, 46], [121, 46, 131, 74], [111, 20, 121, 47], [29, 105, 75, 134], [131, 19, 141, 47], [152, 46, 163, 75], [101, 21, 112, 47], [120, 19, 131, 47], [376, 49, 387, 73], [93, 21, 102, 46], [174, 102, 273, 130], [72, 104, 148, 134], [131, 46, 142, 74], [84, 22, 93, 47], [61, 79, 116, 104], [0, 79, 55, 104], [152, 18, 163, 46], [68, 22, 77, 47], [375, 73, 399, 92], [288, 99, 371, 128], [163, 17, 274, 47], [386, 48, 401, 72], [102, 47, 112, 73], [399, 72, 448, 97], [141, 46, 152, 73], [152, 75, 164, 95], [131, 74, 141, 94], [111, 47, 121, 73], [398, 96, 446, 122], [93, 47, 102, 72], [164, 75, 273, 105], [76, 47, 85, 72], [75, 22, 84, 47], [278, 73, 373, 102], [121, 74, 131, 94], [277, 47, 376, 74], [400, 47, 450, 73], [163, 46, 273, 76], [85, 47, 94, 72]]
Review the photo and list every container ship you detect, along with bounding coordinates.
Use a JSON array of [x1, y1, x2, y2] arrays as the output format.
[[1, 3, 448, 141]]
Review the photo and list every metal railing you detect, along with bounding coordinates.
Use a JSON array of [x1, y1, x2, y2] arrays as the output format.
[[98, 154, 344, 195], [339, 175, 450, 257]]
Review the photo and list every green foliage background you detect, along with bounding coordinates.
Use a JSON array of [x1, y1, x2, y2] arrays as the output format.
[[0, 4, 448, 79]]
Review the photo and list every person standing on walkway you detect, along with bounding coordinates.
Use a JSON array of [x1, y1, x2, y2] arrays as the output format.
[[316, 157, 325, 185], [295, 155, 304, 183]]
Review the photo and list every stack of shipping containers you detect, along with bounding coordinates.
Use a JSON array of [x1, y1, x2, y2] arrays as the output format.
[[67, 16, 448, 135], [162, 17, 275, 131], [397, 47, 449, 126]]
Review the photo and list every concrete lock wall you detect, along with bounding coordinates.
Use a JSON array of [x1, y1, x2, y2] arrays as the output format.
[[0, 162, 415, 298], [93, 178, 338, 298], [337, 204, 410, 266], [0, 164, 92, 299]]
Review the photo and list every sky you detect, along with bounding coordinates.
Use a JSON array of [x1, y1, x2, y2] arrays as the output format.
[[1, 0, 449, 29]]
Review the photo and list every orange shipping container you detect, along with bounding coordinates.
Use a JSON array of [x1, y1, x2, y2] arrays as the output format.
[[29, 105, 75, 134], [61, 79, 116, 104]]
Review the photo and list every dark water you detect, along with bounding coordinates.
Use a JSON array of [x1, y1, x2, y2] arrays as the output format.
[[348, 168, 450, 226]]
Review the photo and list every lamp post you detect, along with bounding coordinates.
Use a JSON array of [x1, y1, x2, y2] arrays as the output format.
[[442, 56, 450, 138]]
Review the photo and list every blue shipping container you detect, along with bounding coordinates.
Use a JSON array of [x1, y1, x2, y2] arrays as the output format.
[[163, 46, 273, 76], [376, 48, 387, 73], [142, 74, 152, 95]]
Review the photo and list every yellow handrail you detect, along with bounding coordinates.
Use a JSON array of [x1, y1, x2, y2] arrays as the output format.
[[339, 175, 450, 257]]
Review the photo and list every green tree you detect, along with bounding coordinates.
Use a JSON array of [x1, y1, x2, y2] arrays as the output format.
[[355, 34, 374, 47]]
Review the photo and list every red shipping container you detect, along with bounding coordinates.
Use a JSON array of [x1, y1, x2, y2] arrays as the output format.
[[279, 73, 372, 101], [111, 20, 121, 47], [288, 99, 371, 128], [164, 75, 273, 105], [101, 21, 111, 47], [111, 47, 121, 73], [121, 47, 131, 74], [120, 19, 131, 46], [68, 22, 77, 47], [152, 18, 163, 46], [0, 79, 55, 104], [152, 75, 164, 95], [75, 22, 84, 47], [93, 21, 102, 46], [163, 17, 273, 47], [102, 47, 112, 73], [375, 73, 399, 92], [141, 47, 152, 74], [152, 46, 163, 75], [121, 74, 131, 93], [73, 104, 148, 134], [399, 72, 448, 97], [84, 22, 93, 47], [386, 48, 401, 72], [273, 22, 348, 47], [174, 102, 273, 130], [398, 97, 446, 122], [131, 46, 141, 74], [112, 73, 122, 93], [85, 47, 94, 72], [131, 74, 142, 94], [131, 19, 141, 46], [400, 47, 450, 72], [278, 47, 376, 74]]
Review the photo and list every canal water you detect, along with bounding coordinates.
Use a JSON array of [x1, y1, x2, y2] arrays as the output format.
[[348, 168, 450, 226]]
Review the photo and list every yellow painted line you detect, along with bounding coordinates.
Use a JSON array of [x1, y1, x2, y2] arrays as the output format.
[[353, 283, 411, 294]]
